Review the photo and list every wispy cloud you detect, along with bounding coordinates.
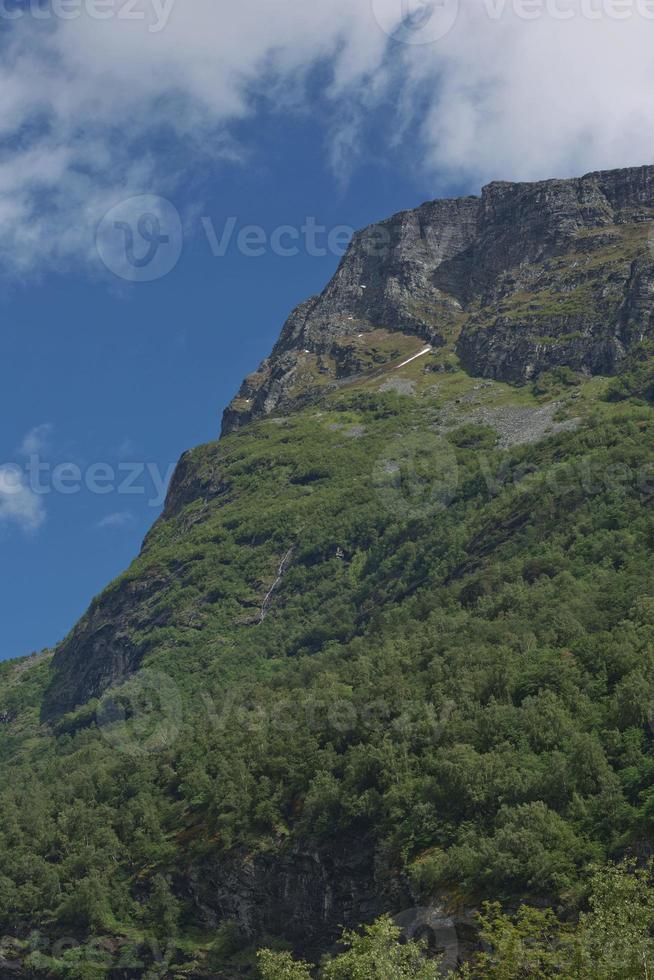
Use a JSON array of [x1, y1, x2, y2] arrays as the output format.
[[0, 424, 54, 532], [97, 510, 135, 529], [0, 2, 388, 276], [2, 1, 654, 276], [20, 423, 53, 457], [0, 465, 46, 533]]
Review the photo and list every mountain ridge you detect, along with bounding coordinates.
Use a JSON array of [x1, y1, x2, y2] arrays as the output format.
[[222, 163, 654, 435]]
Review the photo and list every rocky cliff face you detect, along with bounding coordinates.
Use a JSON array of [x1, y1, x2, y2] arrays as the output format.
[[41, 447, 233, 721], [221, 195, 480, 434], [187, 838, 396, 955], [222, 165, 654, 433], [185, 838, 473, 967]]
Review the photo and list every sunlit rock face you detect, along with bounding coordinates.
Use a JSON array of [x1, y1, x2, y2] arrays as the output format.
[[223, 165, 654, 433]]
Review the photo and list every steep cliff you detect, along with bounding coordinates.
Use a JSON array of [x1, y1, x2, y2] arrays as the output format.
[[223, 165, 654, 434]]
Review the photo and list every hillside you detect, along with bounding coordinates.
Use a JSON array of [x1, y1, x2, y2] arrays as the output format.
[[3, 165, 654, 977]]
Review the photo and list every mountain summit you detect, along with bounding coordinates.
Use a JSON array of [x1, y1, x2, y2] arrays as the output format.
[[223, 164, 654, 433]]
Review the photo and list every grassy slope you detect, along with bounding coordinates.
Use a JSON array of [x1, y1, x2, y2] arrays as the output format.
[[2, 349, 654, 975]]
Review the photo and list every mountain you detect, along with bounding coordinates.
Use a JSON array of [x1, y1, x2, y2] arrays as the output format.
[[3, 165, 654, 977], [222, 165, 654, 433]]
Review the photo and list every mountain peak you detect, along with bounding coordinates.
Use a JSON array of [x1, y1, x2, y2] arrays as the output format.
[[222, 164, 654, 435]]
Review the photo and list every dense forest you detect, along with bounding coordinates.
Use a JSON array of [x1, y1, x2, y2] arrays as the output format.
[[2, 340, 654, 975]]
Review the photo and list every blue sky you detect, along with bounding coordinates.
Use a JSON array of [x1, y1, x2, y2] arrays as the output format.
[[2, 0, 654, 660], [0, 104, 467, 661]]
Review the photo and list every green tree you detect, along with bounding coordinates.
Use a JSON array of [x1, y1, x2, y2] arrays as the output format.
[[257, 948, 313, 979], [578, 861, 654, 979], [321, 916, 440, 980], [258, 917, 440, 979], [459, 903, 575, 979], [146, 874, 180, 938], [460, 862, 654, 979], [56, 873, 112, 932]]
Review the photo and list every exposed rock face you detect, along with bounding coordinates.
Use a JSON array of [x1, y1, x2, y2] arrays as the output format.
[[41, 448, 230, 721], [41, 572, 172, 720], [222, 165, 654, 433], [186, 838, 474, 966], [187, 839, 390, 954], [221, 197, 480, 433], [454, 169, 654, 382]]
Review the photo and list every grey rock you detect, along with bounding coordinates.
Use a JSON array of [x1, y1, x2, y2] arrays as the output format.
[[436, 399, 581, 449], [222, 165, 654, 433], [379, 377, 416, 396], [185, 838, 476, 965], [41, 571, 172, 720]]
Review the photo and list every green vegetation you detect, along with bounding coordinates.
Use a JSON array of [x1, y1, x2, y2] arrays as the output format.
[[259, 916, 442, 979], [259, 862, 654, 978], [3, 353, 654, 975], [605, 340, 654, 404]]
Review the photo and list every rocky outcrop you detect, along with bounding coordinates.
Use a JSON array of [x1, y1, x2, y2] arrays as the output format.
[[221, 197, 480, 433], [40, 571, 172, 720], [188, 838, 390, 954], [186, 837, 475, 966], [41, 446, 228, 721], [222, 165, 654, 433]]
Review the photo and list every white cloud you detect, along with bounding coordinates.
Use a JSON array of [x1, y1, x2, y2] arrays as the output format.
[[98, 511, 134, 529], [0, 1, 391, 274], [20, 423, 53, 456], [410, 1, 654, 184], [113, 438, 139, 458], [2, 0, 654, 275], [0, 465, 46, 533]]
